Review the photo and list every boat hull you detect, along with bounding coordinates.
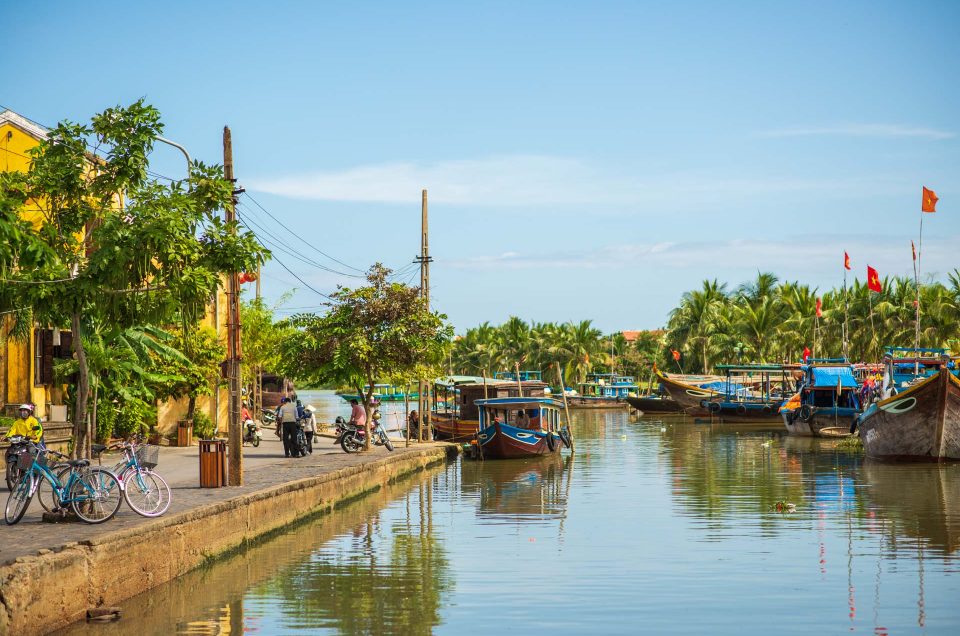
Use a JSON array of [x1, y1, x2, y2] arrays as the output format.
[[625, 396, 683, 413], [657, 372, 723, 416], [431, 414, 478, 441], [565, 396, 629, 409], [478, 422, 562, 459], [782, 409, 857, 437], [702, 401, 783, 424], [858, 369, 960, 461]]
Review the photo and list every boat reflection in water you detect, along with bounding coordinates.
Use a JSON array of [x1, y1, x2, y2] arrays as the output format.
[[862, 462, 960, 556], [461, 454, 572, 525]]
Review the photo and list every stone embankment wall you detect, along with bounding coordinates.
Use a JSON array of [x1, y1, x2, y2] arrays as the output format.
[[0, 444, 457, 635]]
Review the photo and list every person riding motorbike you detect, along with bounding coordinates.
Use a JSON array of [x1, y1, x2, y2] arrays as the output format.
[[4, 404, 43, 444]]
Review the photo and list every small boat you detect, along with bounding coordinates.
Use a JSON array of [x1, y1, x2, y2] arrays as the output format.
[[699, 364, 795, 424], [655, 367, 738, 415], [474, 397, 571, 459], [780, 360, 861, 437], [432, 377, 549, 441], [566, 373, 637, 409], [337, 384, 418, 403], [856, 350, 960, 461]]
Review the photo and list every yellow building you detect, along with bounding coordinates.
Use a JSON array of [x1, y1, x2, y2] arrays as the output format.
[[0, 108, 227, 439]]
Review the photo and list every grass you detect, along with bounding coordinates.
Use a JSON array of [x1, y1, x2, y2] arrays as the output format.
[[836, 436, 864, 452]]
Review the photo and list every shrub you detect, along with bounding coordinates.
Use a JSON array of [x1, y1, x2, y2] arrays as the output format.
[[192, 411, 215, 439]]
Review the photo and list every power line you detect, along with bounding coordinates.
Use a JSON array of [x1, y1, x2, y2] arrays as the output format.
[[236, 216, 335, 301], [242, 192, 366, 274]]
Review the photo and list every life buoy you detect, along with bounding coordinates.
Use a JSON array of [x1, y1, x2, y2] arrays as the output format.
[[558, 428, 572, 449], [708, 401, 722, 413], [545, 432, 557, 452], [798, 405, 814, 421], [736, 405, 747, 416], [761, 405, 773, 416]]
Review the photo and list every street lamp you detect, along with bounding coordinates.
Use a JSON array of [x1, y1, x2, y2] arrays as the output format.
[[155, 136, 191, 179]]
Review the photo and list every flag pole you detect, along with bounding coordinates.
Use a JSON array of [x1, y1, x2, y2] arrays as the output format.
[[843, 266, 849, 360], [915, 213, 924, 376]]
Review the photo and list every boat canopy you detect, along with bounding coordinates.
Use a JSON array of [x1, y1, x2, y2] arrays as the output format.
[[715, 364, 787, 372], [474, 397, 564, 410], [810, 366, 858, 389]]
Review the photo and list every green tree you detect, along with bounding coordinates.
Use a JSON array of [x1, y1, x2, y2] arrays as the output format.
[[280, 264, 452, 448], [0, 101, 267, 456]]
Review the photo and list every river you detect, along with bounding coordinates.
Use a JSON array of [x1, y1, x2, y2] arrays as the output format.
[[60, 395, 960, 635]]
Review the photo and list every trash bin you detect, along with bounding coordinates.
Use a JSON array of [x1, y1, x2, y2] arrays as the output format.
[[199, 439, 226, 488], [177, 420, 193, 447]]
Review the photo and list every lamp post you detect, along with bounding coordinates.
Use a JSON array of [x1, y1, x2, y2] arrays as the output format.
[[155, 136, 191, 178]]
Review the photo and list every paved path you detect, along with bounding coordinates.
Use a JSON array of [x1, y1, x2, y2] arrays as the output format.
[[0, 431, 444, 566]]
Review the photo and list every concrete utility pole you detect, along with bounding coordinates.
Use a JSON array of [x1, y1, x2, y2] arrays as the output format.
[[223, 126, 243, 486], [417, 189, 432, 441]]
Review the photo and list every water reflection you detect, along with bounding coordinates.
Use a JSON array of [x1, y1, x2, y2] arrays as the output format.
[[461, 455, 572, 526]]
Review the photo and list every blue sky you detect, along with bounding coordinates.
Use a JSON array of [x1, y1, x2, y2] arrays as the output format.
[[4, 1, 958, 332]]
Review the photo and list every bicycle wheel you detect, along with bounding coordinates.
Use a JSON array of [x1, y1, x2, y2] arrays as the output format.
[[38, 466, 71, 513], [122, 468, 171, 517], [4, 473, 34, 525], [69, 468, 122, 524]]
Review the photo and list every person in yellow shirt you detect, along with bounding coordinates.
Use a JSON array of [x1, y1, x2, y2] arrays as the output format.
[[4, 404, 44, 444]]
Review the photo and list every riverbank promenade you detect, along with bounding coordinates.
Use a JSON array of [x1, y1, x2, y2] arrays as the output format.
[[0, 433, 455, 635]]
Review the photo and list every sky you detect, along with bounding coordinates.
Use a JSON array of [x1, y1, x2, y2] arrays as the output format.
[[3, 0, 958, 332]]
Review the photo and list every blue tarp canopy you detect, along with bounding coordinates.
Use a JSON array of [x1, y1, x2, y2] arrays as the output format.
[[810, 366, 858, 389]]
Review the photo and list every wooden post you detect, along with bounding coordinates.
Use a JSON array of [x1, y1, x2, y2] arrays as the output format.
[[515, 361, 523, 397], [223, 126, 243, 486], [555, 361, 574, 452], [418, 188, 432, 442], [404, 384, 410, 447]]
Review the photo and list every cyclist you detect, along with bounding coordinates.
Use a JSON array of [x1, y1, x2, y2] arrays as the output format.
[[4, 404, 44, 444]]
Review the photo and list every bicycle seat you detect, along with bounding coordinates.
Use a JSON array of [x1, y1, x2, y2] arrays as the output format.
[[66, 459, 90, 468], [91, 444, 107, 454]]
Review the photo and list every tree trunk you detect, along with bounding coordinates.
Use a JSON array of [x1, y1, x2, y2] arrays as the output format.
[[358, 382, 373, 451], [71, 312, 90, 459], [187, 395, 197, 420]]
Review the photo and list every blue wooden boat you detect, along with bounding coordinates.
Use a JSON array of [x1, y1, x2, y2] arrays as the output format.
[[337, 384, 418, 402], [474, 397, 571, 459], [780, 361, 861, 437], [494, 370, 543, 382], [699, 364, 795, 423], [567, 373, 638, 409]]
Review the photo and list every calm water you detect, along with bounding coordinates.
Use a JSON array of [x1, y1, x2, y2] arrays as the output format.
[[63, 400, 960, 635]]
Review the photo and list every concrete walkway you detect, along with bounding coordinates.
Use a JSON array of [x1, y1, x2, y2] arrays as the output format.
[[0, 431, 444, 566]]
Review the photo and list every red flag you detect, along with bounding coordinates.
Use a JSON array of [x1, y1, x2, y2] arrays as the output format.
[[815, 297, 822, 318], [867, 265, 882, 293], [922, 186, 938, 213], [802, 347, 811, 362], [671, 349, 681, 362], [911, 240, 916, 262], [844, 251, 851, 271]]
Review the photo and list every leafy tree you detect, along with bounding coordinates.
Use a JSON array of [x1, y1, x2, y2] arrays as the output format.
[[280, 264, 451, 449], [0, 101, 267, 456]]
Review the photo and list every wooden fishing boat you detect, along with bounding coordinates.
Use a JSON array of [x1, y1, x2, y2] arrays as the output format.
[[699, 364, 793, 424], [655, 367, 732, 416], [780, 362, 861, 437], [567, 373, 637, 409], [474, 397, 570, 459], [431, 378, 548, 441], [857, 369, 960, 461], [336, 383, 419, 402]]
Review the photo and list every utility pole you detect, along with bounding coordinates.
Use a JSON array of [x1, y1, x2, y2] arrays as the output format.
[[416, 189, 432, 441], [223, 126, 243, 486]]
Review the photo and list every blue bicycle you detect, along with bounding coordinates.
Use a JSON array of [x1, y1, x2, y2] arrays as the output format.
[[4, 442, 122, 525]]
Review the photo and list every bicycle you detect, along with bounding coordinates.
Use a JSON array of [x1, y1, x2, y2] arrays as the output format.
[[37, 439, 171, 518], [4, 442, 122, 525]]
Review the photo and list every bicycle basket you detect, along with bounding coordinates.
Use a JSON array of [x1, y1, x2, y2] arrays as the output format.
[[16, 448, 45, 471], [135, 444, 160, 469]]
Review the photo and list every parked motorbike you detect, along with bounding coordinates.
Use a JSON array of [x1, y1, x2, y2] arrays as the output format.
[[335, 417, 394, 453], [242, 419, 262, 447]]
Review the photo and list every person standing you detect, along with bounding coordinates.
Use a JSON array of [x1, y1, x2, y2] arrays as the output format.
[[278, 397, 300, 457], [302, 405, 317, 454]]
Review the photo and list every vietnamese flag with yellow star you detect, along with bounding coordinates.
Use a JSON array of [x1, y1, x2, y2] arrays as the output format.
[[922, 186, 938, 213], [867, 265, 882, 293]]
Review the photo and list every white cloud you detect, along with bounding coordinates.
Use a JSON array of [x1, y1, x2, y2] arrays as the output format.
[[759, 124, 954, 140], [250, 154, 905, 207], [446, 234, 960, 282]]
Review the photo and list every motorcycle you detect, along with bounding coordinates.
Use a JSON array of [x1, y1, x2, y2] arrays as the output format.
[[242, 419, 262, 447], [335, 415, 394, 454], [4, 435, 29, 490]]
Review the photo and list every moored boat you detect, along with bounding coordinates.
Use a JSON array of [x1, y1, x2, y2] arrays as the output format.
[[625, 394, 683, 413], [780, 361, 861, 437], [655, 367, 734, 416], [567, 373, 637, 409], [857, 367, 960, 461], [474, 397, 571, 459], [432, 377, 549, 441], [700, 364, 794, 424]]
